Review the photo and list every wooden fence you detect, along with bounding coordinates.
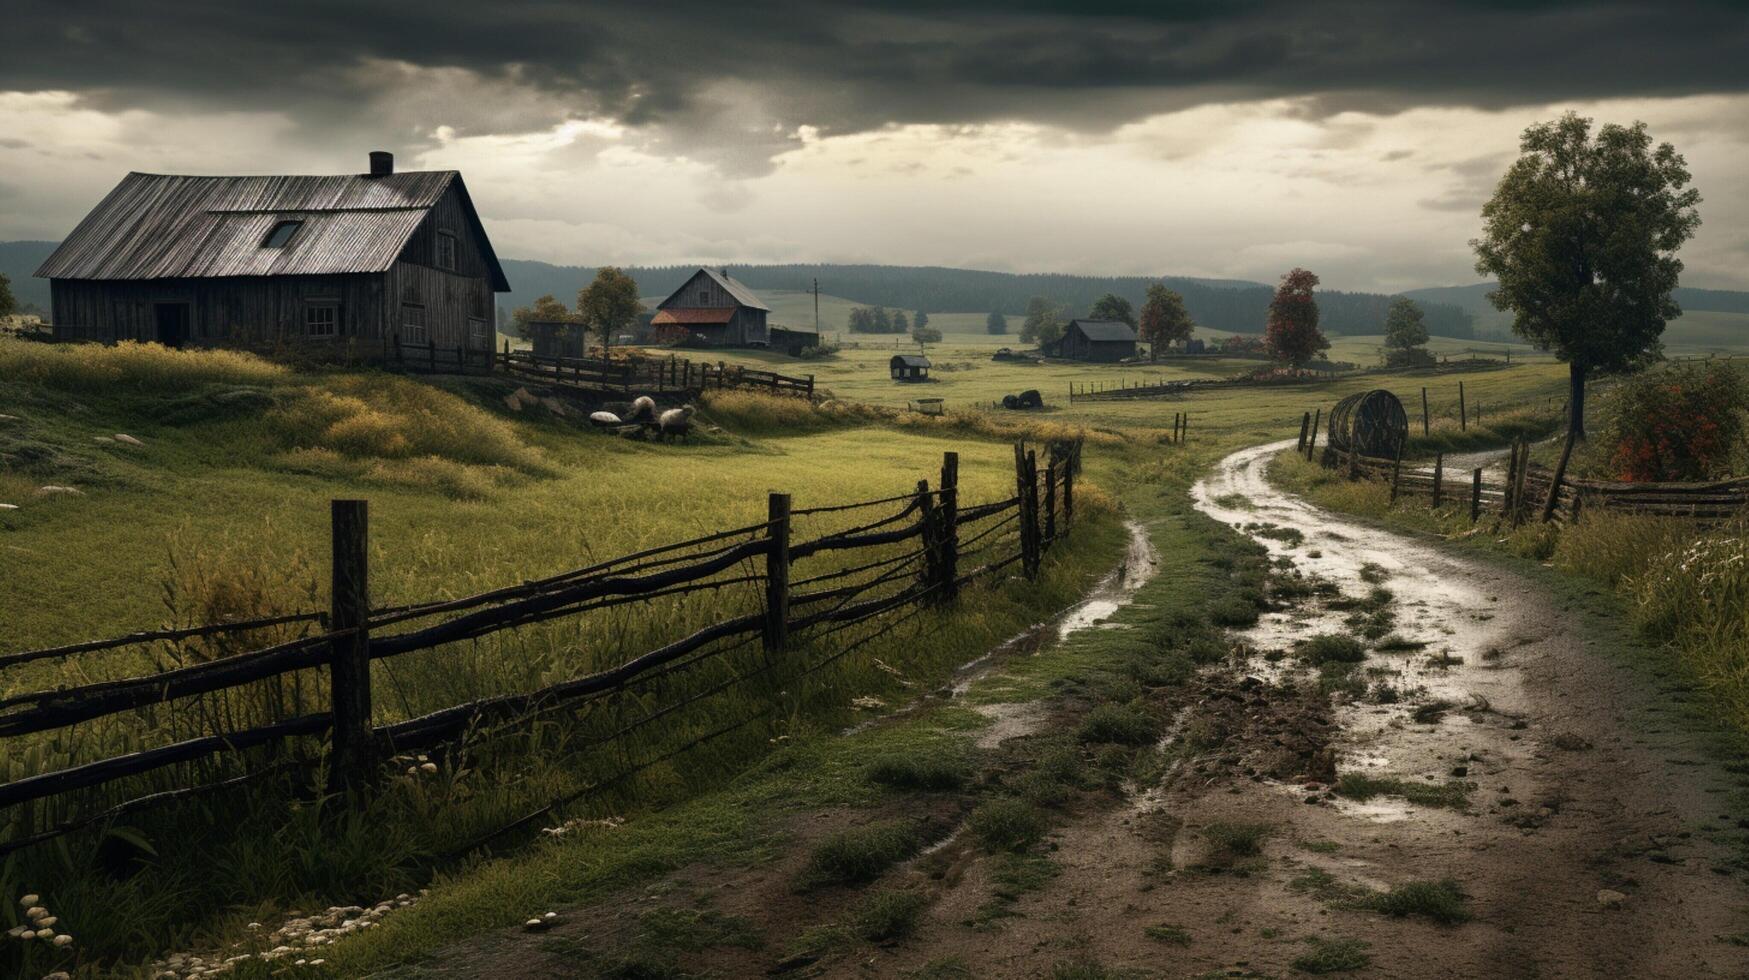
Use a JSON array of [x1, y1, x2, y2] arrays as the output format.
[[494, 348, 816, 400], [1295, 422, 1748, 526], [0, 440, 1080, 857]]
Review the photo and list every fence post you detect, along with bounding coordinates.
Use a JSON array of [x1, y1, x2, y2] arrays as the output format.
[[914, 479, 944, 602], [763, 492, 791, 651], [1043, 456, 1058, 546], [1307, 409, 1321, 461], [1421, 387, 1430, 436], [936, 453, 959, 599], [1024, 449, 1042, 579], [1470, 467, 1483, 522], [1510, 441, 1531, 528], [1180, 414, 1188, 444], [427, 342, 435, 372], [1014, 442, 1037, 580], [1062, 451, 1074, 528], [1500, 439, 1519, 519], [1541, 429, 1577, 523], [1297, 411, 1310, 452], [328, 499, 373, 796], [1458, 381, 1467, 431], [1432, 452, 1444, 508], [1389, 437, 1404, 503]]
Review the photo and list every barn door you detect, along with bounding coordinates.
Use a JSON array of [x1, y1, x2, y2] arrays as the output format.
[[153, 303, 190, 348]]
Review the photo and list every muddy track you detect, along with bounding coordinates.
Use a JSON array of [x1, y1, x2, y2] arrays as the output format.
[[378, 444, 1748, 979]]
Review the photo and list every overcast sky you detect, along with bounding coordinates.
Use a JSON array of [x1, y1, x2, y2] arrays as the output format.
[[3, 1, 1747, 292]]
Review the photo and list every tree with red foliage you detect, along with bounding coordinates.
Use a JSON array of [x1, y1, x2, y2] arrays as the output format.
[[1601, 364, 1747, 482], [1265, 268, 1329, 367]]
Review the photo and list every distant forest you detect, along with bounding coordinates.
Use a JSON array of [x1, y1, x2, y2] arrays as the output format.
[[501, 261, 1480, 338]]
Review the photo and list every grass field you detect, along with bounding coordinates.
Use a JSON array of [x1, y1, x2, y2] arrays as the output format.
[[0, 336, 1585, 975]]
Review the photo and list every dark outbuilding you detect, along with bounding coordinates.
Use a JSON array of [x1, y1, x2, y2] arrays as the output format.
[[1049, 319, 1137, 362], [890, 354, 931, 382], [35, 152, 509, 356]]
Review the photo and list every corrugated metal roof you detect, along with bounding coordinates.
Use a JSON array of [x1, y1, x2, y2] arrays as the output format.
[[703, 268, 771, 311], [36, 170, 510, 290], [891, 354, 931, 367], [652, 307, 735, 325], [1068, 319, 1137, 342], [657, 267, 771, 312]]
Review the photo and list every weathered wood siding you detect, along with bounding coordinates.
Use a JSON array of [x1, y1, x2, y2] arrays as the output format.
[[49, 274, 387, 346], [388, 262, 495, 351]]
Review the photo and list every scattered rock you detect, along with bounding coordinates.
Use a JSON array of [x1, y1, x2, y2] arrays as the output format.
[[35, 486, 82, 497], [1553, 732, 1592, 751], [0, 503, 17, 511], [1596, 889, 1628, 909], [114, 433, 144, 445]]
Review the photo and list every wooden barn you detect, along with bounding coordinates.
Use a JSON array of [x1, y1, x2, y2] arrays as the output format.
[[34, 152, 510, 356], [1049, 319, 1137, 362], [650, 268, 770, 348], [891, 354, 930, 382]]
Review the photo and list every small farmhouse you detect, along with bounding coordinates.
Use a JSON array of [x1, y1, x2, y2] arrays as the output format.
[[1049, 319, 1137, 362], [35, 152, 510, 355], [650, 268, 770, 348], [891, 354, 930, 382]]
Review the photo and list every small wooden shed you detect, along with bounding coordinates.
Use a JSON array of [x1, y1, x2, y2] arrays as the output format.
[[890, 354, 931, 382], [1327, 389, 1408, 457], [526, 319, 585, 358]]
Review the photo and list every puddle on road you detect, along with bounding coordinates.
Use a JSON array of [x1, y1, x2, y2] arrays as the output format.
[[1191, 440, 1540, 823], [959, 520, 1160, 743]]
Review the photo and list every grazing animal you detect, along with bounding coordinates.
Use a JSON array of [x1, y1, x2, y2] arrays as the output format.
[[657, 405, 696, 442], [588, 411, 622, 427], [627, 395, 657, 422]]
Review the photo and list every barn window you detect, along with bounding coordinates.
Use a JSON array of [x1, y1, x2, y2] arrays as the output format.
[[401, 304, 428, 344], [435, 232, 457, 271], [305, 303, 339, 338], [262, 220, 303, 248], [698, 290, 709, 304], [468, 316, 488, 347]]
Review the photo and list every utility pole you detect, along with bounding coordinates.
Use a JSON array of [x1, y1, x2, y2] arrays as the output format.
[[813, 278, 819, 334]]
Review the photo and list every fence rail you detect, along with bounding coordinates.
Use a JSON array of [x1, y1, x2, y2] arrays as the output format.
[[494, 348, 815, 400], [0, 439, 1081, 856], [1296, 419, 1748, 527]]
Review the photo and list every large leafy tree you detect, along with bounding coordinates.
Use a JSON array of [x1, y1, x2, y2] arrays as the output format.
[[1264, 268, 1328, 367], [892, 310, 910, 335], [1472, 112, 1701, 439], [1138, 284, 1193, 361], [1019, 296, 1066, 348], [1088, 293, 1136, 327], [511, 294, 579, 340], [1382, 297, 1431, 367], [577, 267, 644, 357], [985, 311, 1008, 335], [913, 310, 930, 331]]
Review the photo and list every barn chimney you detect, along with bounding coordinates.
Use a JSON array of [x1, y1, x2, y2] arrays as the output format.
[[368, 151, 394, 176]]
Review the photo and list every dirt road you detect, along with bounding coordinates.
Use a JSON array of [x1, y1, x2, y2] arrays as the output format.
[[385, 442, 1749, 979]]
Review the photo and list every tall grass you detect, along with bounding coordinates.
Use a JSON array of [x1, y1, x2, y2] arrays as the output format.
[[0, 339, 289, 392], [0, 453, 1124, 970]]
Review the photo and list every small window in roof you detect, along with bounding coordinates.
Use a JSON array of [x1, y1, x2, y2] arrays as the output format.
[[262, 220, 303, 248]]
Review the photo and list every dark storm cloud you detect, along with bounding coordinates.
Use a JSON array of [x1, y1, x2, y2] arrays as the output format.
[[6, 0, 1748, 170]]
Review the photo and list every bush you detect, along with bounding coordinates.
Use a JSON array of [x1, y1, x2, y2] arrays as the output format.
[[1360, 879, 1469, 924], [1297, 634, 1366, 665], [851, 889, 929, 942], [865, 751, 968, 792], [967, 798, 1049, 853], [799, 821, 922, 887], [1599, 363, 1749, 481], [1076, 703, 1159, 746]]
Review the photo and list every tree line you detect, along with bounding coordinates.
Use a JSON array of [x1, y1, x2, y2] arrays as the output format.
[[509, 262, 1477, 339]]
